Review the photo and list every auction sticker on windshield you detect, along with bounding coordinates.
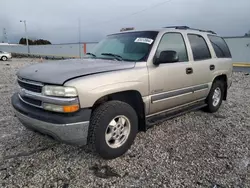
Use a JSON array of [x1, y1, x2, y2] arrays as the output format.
[[134, 38, 154, 44]]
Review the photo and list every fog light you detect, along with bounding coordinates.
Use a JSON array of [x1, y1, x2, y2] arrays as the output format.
[[43, 103, 79, 113]]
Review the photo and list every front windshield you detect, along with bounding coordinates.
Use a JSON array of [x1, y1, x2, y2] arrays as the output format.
[[86, 31, 158, 62]]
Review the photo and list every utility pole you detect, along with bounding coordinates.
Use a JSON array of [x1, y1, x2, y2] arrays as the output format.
[[20, 20, 30, 54], [78, 18, 82, 59], [2, 28, 8, 43]]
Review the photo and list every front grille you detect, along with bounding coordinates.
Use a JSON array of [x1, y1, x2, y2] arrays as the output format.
[[17, 78, 43, 108], [18, 79, 43, 93], [20, 96, 42, 107]]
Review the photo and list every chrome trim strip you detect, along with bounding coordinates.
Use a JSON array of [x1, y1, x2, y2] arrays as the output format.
[[65, 121, 89, 126], [146, 98, 206, 118], [18, 77, 44, 87], [18, 94, 43, 109], [19, 89, 79, 105], [152, 88, 193, 103], [193, 84, 209, 92], [151, 84, 209, 103], [194, 88, 208, 93], [152, 92, 192, 104]]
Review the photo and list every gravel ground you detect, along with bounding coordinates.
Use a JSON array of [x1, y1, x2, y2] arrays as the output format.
[[0, 58, 250, 188]]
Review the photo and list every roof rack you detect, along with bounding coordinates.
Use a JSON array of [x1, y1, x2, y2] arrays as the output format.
[[163, 26, 217, 35]]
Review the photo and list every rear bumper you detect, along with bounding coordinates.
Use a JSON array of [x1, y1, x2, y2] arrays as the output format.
[[11, 93, 91, 145]]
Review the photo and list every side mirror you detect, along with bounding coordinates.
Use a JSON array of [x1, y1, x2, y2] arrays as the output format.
[[154, 50, 179, 65]]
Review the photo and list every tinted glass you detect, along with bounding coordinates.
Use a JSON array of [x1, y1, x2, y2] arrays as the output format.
[[88, 31, 158, 62], [188, 34, 211, 61], [208, 35, 231, 58], [156, 33, 188, 62]]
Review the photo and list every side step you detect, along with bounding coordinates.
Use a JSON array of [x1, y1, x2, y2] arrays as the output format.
[[146, 101, 207, 129]]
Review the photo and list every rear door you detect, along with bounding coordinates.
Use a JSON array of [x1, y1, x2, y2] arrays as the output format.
[[186, 34, 214, 101]]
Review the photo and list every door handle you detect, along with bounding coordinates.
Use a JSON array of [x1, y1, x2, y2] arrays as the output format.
[[186, 67, 193, 74], [210, 64, 215, 70]]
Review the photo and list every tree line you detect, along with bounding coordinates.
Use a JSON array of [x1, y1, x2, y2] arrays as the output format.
[[19, 38, 52, 45]]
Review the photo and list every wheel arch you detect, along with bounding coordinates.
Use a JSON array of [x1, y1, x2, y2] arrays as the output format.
[[212, 74, 228, 100], [1, 55, 7, 60], [92, 90, 146, 132]]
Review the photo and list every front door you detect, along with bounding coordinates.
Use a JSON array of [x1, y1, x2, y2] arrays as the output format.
[[148, 32, 195, 115]]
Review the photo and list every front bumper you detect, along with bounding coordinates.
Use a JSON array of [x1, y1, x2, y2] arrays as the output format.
[[11, 93, 91, 145]]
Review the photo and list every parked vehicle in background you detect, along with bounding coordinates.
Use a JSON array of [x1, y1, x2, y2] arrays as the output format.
[[11, 26, 233, 159], [0, 51, 12, 61]]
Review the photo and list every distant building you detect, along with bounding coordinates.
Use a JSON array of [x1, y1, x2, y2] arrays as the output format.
[[0, 43, 20, 46]]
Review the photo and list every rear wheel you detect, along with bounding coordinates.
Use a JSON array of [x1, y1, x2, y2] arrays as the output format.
[[88, 100, 138, 159], [1, 56, 7, 61], [205, 80, 224, 113]]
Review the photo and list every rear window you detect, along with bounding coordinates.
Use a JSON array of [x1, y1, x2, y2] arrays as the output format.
[[187, 34, 211, 61], [208, 35, 231, 58]]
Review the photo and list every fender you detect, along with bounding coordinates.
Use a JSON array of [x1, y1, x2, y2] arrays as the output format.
[[64, 65, 149, 108]]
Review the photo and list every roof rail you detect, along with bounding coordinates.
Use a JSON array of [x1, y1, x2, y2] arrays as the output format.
[[163, 26, 216, 35], [164, 26, 189, 29]]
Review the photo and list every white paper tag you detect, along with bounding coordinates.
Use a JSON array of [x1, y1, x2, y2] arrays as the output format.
[[134, 38, 154, 44]]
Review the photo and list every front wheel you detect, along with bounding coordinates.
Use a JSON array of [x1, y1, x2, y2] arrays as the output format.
[[88, 101, 138, 159], [1, 56, 7, 61], [205, 80, 224, 113]]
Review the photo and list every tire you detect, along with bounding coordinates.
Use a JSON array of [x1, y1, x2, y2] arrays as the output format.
[[205, 80, 224, 113], [1, 56, 7, 61], [88, 100, 138, 159]]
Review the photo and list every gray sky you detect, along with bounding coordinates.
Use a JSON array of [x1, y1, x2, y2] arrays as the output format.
[[1, 0, 250, 44]]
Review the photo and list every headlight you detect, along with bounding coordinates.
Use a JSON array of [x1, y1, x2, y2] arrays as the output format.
[[42, 86, 78, 97]]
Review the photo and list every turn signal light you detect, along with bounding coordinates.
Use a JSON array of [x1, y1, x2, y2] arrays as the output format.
[[63, 105, 79, 113]]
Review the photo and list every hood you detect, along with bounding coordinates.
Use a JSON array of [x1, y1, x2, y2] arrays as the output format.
[[17, 58, 135, 85]]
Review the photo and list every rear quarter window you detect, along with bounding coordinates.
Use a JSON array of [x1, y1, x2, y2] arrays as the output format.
[[208, 35, 231, 58]]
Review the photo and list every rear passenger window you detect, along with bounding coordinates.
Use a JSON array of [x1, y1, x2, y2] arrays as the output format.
[[208, 35, 231, 58], [156, 32, 188, 62], [188, 34, 211, 61]]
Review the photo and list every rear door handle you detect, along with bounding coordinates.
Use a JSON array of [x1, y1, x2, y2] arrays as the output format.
[[186, 67, 193, 74], [210, 64, 215, 70]]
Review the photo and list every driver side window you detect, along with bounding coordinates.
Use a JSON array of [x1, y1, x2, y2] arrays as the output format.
[[156, 33, 188, 62]]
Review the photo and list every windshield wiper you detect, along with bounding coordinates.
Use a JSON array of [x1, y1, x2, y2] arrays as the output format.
[[86, 52, 96, 57], [101, 53, 123, 61]]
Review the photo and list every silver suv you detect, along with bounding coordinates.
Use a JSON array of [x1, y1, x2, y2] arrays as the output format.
[[11, 26, 233, 159]]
